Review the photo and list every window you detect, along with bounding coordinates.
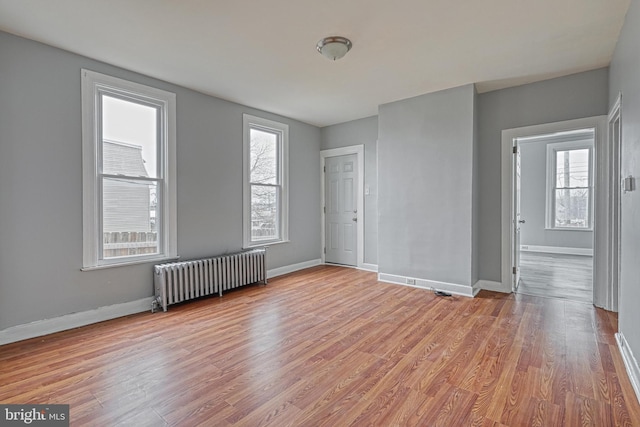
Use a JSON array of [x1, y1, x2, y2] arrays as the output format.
[[243, 114, 289, 247], [82, 70, 176, 269], [546, 139, 594, 230]]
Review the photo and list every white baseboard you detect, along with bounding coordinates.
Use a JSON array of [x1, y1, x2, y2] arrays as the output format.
[[359, 263, 378, 272], [267, 258, 322, 279], [378, 272, 478, 297], [474, 280, 510, 293], [520, 245, 593, 256], [616, 332, 640, 406], [0, 297, 154, 346]]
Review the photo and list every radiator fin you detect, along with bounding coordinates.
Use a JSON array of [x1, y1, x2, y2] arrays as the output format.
[[153, 248, 266, 312]]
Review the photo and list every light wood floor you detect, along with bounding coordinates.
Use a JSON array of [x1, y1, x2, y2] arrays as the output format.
[[1, 266, 638, 426], [518, 252, 593, 303]]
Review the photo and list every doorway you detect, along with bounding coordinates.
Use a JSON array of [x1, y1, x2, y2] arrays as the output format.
[[515, 129, 595, 303], [321, 146, 364, 268], [500, 116, 617, 310]]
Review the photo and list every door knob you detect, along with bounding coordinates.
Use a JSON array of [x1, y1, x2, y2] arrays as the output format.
[[518, 219, 526, 224]]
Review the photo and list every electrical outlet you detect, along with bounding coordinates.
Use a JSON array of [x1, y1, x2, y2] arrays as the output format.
[[406, 278, 415, 285]]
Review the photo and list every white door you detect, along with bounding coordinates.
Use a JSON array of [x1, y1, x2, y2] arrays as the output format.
[[513, 145, 522, 290], [325, 154, 358, 266]]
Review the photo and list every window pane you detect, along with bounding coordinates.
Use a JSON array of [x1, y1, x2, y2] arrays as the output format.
[[251, 185, 278, 241], [555, 149, 589, 188], [555, 188, 589, 228], [249, 128, 277, 184], [102, 95, 158, 178], [102, 177, 158, 258]]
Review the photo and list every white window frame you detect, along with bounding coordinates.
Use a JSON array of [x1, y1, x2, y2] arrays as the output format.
[[545, 140, 594, 231], [242, 114, 289, 248], [81, 69, 177, 269]]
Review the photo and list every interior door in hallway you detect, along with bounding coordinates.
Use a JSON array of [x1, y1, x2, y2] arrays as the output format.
[[325, 154, 358, 266]]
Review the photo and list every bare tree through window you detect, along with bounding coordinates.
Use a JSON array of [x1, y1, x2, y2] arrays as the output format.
[[243, 114, 288, 247], [249, 128, 279, 240]]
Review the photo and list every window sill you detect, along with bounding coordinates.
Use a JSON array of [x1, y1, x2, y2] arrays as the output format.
[[243, 239, 290, 250], [544, 227, 593, 232], [81, 255, 180, 271]]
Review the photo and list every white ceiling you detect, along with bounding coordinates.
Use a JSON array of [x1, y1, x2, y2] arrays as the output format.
[[0, 0, 630, 127]]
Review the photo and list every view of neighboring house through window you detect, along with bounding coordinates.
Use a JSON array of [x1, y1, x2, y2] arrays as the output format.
[[102, 96, 158, 257], [546, 137, 594, 230], [243, 114, 289, 247], [82, 70, 176, 268]]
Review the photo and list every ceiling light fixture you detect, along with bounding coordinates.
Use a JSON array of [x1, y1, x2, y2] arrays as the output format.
[[316, 36, 352, 60]]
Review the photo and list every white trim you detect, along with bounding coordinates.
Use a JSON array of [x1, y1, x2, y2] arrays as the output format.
[[0, 297, 154, 346], [517, 129, 595, 145], [359, 263, 378, 272], [543, 227, 593, 232], [378, 273, 479, 297], [501, 116, 607, 294], [520, 245, 593, 256], [609, 92, 623, 119], [606, 93, 622, 312], [320, 145, 365, 268], [81, 69, 177, 269], [474, 280, 508, 293], [267, 258, 322, 279], [242, 114, 289, 248], [80, 256, 179, 271], [616, 333, 640, 406]]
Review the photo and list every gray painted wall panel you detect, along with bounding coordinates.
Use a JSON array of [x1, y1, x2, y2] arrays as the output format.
[[477, 68, 609, 281], [609, 0, 640, 378], [378, 85, 475, 286], [0, 31, 320, 330], [519, 141, 593, 249], [320, 116, 378, 265]]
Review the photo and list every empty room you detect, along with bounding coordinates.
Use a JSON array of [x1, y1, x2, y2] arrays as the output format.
[[1, 0, 640, 425]]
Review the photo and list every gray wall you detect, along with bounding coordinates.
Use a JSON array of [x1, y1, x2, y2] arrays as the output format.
[[519, 140, 593, 249], [609, 0, 640, 379], [477, 68, 609, 281], [0, 31, 321, 330], [378, 85, 475, 286], [320, 116, 378, 265]]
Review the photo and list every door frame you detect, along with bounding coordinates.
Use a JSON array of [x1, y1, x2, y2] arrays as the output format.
[[321, 145, 364, 268], [500, 116, 609, 304], [607, 93, 622, 312]]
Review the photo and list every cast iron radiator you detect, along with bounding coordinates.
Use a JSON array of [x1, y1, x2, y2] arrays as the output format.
[[153, 248, 266, 312]]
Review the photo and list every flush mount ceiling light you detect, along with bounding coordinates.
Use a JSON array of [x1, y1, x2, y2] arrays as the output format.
[[316, 36, 352, 60]]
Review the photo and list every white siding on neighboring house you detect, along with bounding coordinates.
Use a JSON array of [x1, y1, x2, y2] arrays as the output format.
[[102, 140, 152, 233]]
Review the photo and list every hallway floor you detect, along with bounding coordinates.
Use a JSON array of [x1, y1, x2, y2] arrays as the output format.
[[517, 252, 593, 304]]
